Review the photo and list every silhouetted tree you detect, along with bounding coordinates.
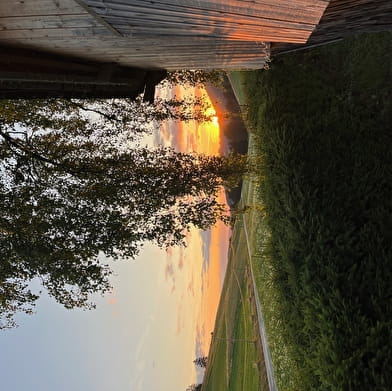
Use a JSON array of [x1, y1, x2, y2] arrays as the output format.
[[186, 384, 202, 391], [0, 99, 246, 328], [163, 69, 225, 88], [193, 356, 208, 368]]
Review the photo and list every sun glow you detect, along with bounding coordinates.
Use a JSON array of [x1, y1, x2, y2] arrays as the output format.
[[211, 115, 219, 127], [155, 84, 230, 383], [193, 88, 220, 156], [205, 104, 219, 125]]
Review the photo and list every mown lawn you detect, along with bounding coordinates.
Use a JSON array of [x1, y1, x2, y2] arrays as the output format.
[[235, 32, 392, 390]]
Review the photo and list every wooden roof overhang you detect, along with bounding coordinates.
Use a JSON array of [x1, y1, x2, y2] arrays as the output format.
[[271, 0, 392, 55], [0, 0, 329, 70], [0, 0, 329, 98]]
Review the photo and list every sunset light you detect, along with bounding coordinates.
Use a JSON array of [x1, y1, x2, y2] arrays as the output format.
[[155, 83, 231, 383], [2, 1, 389, 389], [211, 115, 220, 127]]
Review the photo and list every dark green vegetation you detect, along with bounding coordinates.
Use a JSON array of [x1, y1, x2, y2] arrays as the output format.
[[237, 32, 392, 390], [164, 69, 226, 88], [202, 219, 268, 391], [0, 98, 246, 329]]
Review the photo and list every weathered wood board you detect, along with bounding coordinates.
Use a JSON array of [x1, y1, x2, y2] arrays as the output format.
[[272, 0, 392, 55], [0, 0, 329, 69], [85, 0, 327, 42]]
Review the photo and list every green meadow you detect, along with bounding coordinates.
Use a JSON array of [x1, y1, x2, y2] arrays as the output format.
[[204, 32, 392, 391], [202, 217, 269, 391]]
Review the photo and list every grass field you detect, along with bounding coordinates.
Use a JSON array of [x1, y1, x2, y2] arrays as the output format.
[[201, 218, 268, 391], [230, 32, 392, 390]]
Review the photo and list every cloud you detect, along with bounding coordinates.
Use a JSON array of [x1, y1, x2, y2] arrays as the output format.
[[177, 247, 185, 270], [164, 262, 174, 280], [128, 358, 146, 391], [164, 262, 176, 293], [165, 246, 174, 258], [194, 332, 207, 383], [176, 311, 183, 335], [168, 122, 183, 151], [129, 374, 144, 391], [153, 129, 165, 146], [128, 314, 157, 390], [176, 294, 185, 335], [187, 274, 195, 297], [133, 314, 155, 361], [199, 230, 212, 272], [178, 256, 184, 270], [164, 258, 178, 293], [176, 296, 184, 335], [136, 359, 146, 373], [195, 324, 207, 357], [107, 290, 120, 318]]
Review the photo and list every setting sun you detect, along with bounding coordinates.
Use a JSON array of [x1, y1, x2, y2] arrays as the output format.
[[211, 115, 219, 126]]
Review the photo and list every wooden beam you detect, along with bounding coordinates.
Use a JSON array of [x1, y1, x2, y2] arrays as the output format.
[[73, 0, 122, 36], [0, 45, 166, 99]]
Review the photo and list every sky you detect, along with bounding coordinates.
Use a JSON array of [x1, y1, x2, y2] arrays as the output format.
[[0, 87, 230, 391]]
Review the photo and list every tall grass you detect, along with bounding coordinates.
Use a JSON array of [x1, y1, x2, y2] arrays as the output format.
[[240, 32, 392, 390]]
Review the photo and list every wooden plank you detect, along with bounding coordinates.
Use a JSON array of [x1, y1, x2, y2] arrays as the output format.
[[272, 0, 392, 55], [98, 9, 316, 32], [2, 0, 334, 68], [0, 39, 268, 69], [84, 0, 329, 43], [0, 46, 102, 74], [0, 32, 268, 46], [87, 0, 326, 25], [113, 24, 311, 41], [0, 79, 146, 99], [0, 27, 113, 39], [0, 36, 269, 53], [73, 0, 122, 36], [117, 26, 310, 43], [0, 0, 84, 16], [0, 14, 101, 30]]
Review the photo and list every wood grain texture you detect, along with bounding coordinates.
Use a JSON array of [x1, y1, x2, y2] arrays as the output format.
[[271, 0, 392, 55], [0, 0, 329, 69], [85, 0, 326, 42]]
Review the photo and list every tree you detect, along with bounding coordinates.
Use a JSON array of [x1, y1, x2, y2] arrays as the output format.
[[186, 384, 202, 391], [193, 356, 208, 368], [139, 96, 213, 122], [163, 69, 225, 88], [0, 99, 246, 328], [0, 96, 213, 144]]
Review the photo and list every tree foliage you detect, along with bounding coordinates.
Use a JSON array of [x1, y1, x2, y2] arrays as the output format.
[[0, 98, 246, 329], [0, 96, 213, 142], [163, 69, 226, 88], [193, 356, 208, 368], [186, 384, 202, 391]]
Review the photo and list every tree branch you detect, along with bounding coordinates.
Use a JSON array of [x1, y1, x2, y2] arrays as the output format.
[[67, 99, 120, 122], [0, 130, 63, 168]]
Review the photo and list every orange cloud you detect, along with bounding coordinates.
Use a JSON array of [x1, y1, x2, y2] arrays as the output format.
[[176, 296, 185, 335], [178, 256, 184, 270], [187, 274, 195, 296], [164, 262, 176, 294], [107, 292, 117, 305]]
